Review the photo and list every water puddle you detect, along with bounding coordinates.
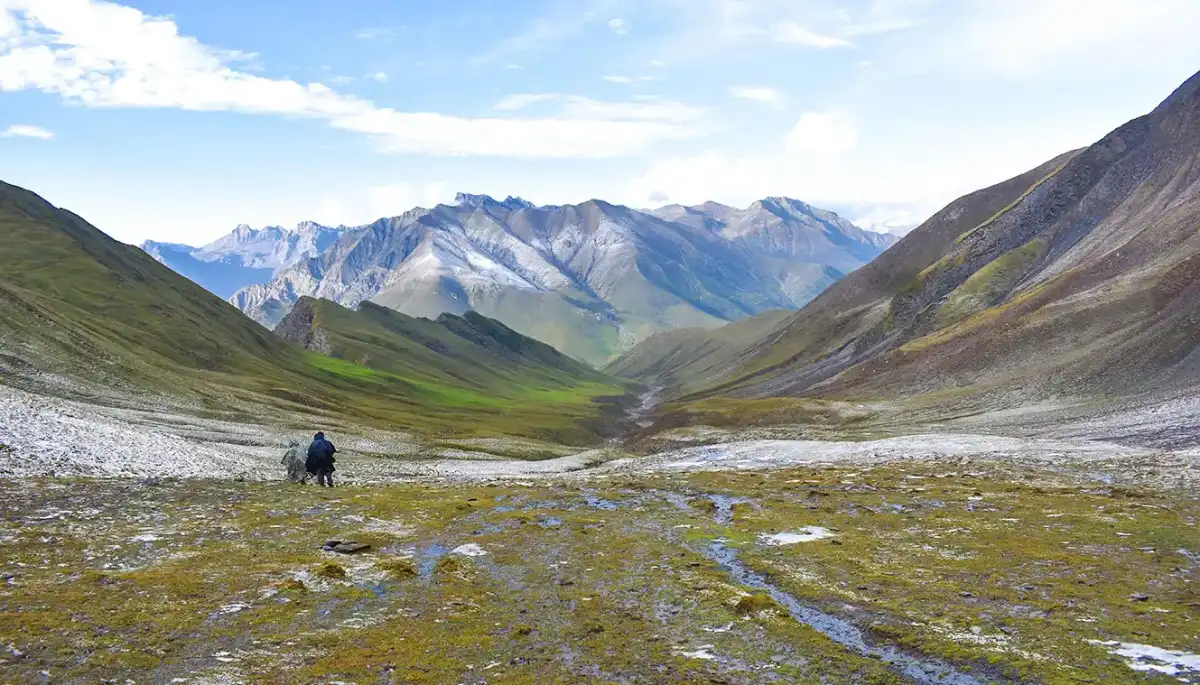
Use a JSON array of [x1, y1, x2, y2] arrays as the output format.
[[415, 543, 447, 577], [581, 492, 620, 511]]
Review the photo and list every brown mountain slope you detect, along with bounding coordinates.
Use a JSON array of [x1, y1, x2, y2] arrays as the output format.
[[609, 151, 1081, 394], [618, 69, 1200, 411]]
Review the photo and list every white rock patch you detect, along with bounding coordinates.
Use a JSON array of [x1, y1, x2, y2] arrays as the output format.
[[1089, 640, 1200, 678], [675, 646, 718, 660], [451, 543, 488, 557], [760, 527, 835, 545]]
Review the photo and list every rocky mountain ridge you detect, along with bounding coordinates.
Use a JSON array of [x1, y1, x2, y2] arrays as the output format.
[[225, 195, 895, 364], [141, 221, 345, 298]]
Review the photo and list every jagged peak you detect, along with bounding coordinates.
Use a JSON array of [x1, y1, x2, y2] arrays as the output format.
[[503, 195, 535, 209], [753, 196, 812, 213], [454, 192, 536, 211], [454, 192, 494, 207]]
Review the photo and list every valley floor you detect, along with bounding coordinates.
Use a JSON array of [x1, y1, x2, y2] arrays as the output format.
[[1, 463, 1197, 684], [1, 384, 1198, 684]]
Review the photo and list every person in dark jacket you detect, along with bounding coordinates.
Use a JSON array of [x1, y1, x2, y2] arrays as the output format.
[[306, 432, 338, 487]]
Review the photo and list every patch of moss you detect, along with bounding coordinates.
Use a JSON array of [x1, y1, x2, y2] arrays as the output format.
[[313, 561, 347, 579], [277, 578, 308, 592], [375, 557, 418, 579], [935, 238, 1047, 328], [734, 593, 782, 615]]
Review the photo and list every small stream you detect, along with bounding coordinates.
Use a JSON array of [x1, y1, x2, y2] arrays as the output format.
[[629, 385, 664, 429], [699, 495, 991, 685]]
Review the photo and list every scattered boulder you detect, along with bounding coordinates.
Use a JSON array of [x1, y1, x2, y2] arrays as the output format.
[[1129, 593, 1150, 602], [321, 539, 372, 554]]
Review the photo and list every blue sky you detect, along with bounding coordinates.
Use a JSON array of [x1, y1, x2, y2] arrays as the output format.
[[2, 0, 1199, 245]]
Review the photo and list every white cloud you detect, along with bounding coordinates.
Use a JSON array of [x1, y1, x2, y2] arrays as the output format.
[[371, 71, 388, 83], [730, 85, 783, 108], [0, 0, 698, 158], [607, 17, 628, 35], [785, 111, 857, 160], [1, 123, 53, 139], [769, 21, 853, 48]]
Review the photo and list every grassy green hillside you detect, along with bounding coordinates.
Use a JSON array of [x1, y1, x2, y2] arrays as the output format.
[[276, 298, 630, 439], [0, 180, 631, 445], [604, 309, 794, 393]]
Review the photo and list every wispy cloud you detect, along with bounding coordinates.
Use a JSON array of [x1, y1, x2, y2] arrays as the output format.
[[0, 0, 700, 158], [769, 21, 854, 48], [354, 26, 400, 41], [730, 86, 784, 108], [1, 124, 54, 139], [650, 0, 922, 60], [474, 0, 618, 65], [494, 94, 705, 123], [607, 17, 629, 35], [602, 75, 657, 85], [371, 72, 388, 83]]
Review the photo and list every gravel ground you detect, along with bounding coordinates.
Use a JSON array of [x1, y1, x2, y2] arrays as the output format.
[[3, 383, 1197, 490]]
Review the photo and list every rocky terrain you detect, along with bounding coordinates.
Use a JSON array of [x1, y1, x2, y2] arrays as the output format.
[[227, 194, 894, 364]]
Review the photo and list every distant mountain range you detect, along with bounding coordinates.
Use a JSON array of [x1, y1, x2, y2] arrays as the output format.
[[142, 221, 344, 298], [145, 195, 895, 364], [611, 68, 1200, 417]]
